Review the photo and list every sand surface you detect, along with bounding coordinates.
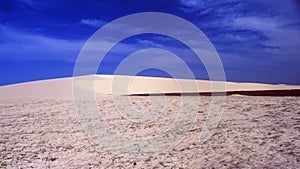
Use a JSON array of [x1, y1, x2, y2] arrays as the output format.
[[0, 95, 299, 168], [0, 75, 300, 168]]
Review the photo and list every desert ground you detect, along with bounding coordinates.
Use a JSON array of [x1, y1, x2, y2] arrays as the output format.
[[0, 75, 299, 168]]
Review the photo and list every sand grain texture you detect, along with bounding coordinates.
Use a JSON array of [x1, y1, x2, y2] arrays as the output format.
[[0, 96, 299, 168], [0, 75, 300, 168]]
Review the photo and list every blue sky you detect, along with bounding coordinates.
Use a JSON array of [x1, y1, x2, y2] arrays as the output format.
[[0, 0, 300, 85]]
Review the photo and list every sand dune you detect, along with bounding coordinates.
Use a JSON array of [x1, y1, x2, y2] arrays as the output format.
[[0, 74, 299, 99]]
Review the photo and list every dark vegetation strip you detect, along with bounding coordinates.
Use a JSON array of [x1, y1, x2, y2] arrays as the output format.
[[127, 89, 300, 96]]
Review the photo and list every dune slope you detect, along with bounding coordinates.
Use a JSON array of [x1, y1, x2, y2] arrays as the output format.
[[0, 74, 299, 99]]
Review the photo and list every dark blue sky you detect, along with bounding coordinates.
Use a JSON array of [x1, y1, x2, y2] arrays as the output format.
[[1, 0, 300, 85]]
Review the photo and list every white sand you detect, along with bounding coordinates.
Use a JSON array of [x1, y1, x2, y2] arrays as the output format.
[[0, 74, 299, 99], [0, 96, 299, 168], [0, 75, 299, 168]]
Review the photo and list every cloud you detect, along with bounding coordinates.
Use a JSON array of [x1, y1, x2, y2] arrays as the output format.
[[177, 0, 300, 58], [228, 16, 299, 53], [175, 0, 300, 83], [80, 19, 106, 28], [0, 24, 84, 61], [177, 0, 203, 8], [230, 17, 277, 31], [177, 0, 242, 15], [137, 39, 162, 47], [0, 24, 141, 62]]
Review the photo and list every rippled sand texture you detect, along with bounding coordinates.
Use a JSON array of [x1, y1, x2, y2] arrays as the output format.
[[1, 95, 299, 168]]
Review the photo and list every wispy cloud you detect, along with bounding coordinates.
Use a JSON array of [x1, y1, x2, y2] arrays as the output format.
[[137, 39, 163, 47], [177, 0, 300, 57], [80, 19, 106, 28], [175, 0, 300, 84], [0, 24, 139, 62], [177, 0, 203, 8], [0, 24, 84, 61]]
